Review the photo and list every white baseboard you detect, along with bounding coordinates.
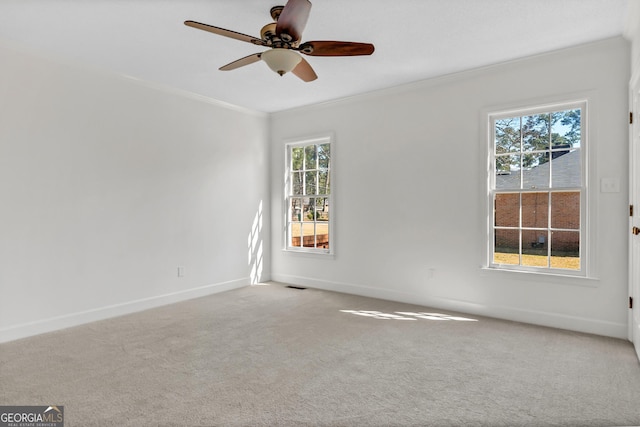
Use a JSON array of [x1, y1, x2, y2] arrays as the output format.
[[0, 278, 248, 343], [271, 274, 627, 339]]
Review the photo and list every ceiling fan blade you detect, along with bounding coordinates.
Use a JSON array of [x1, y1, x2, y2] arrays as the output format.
[[298, 41, 375, 56], [275, 0, 311, 43], [291, 57, 318, 82], [184, 21, 267, 46], [219, 53, 263, 71]]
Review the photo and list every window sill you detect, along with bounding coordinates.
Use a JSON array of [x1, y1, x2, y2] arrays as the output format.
[[480, 266, 600, 287], [283, 248, 335, 259]]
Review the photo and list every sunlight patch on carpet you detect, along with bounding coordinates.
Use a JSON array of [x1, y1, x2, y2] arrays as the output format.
[[340, 310, 477, 322]]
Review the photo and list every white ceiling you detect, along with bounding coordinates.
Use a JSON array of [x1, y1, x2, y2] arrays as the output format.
[[0, 0, 631, 113]]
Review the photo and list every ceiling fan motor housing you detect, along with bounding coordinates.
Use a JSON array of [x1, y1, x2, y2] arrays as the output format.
[[261, 23, 277, 40], [270, 6, 284, 21]]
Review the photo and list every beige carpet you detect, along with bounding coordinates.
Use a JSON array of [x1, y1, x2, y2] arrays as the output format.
[[1, 282, 639, 426]]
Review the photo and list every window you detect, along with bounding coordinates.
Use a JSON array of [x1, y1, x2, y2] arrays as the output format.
[[285, 136, 332, 253], [489, 102, 585, 274]]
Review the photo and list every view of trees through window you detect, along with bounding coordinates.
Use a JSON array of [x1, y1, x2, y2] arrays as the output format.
[[491, 106, 583, 271], [287, 140, 331, 251]]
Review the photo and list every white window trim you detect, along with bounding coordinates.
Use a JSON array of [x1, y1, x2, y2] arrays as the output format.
[[283, 133, 334, 255], [484, 99, 592, 278]]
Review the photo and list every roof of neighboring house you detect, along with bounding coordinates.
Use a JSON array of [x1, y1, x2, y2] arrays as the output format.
[[496, 149, 581, 190]]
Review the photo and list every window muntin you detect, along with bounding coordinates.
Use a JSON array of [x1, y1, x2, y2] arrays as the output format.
[[489, 103, 585, 274], [286, 137, 332, 253]]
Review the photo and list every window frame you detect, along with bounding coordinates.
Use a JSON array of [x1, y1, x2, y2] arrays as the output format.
[[284, 134, 334, 255], [487, 100, 588, 277]]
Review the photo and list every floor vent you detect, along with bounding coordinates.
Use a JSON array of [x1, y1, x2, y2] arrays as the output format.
[[286, 286, 307, 290]]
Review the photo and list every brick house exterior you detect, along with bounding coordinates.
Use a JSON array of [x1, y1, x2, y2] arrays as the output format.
[[495, 149, 580, 255]]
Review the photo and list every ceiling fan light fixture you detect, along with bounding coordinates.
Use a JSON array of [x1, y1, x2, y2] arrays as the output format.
[[261, 48, 302, 76]]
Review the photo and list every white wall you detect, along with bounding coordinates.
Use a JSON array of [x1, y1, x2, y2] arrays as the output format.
[[270, 37, 630, 338], [0, 41, 270, 342], [626, 0, 640, 77]]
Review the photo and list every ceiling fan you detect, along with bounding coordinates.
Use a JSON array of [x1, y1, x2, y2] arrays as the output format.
[[184, 0, 375, 82]]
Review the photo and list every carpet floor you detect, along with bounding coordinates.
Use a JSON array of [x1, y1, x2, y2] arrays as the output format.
[[1, 282, 640, 426]]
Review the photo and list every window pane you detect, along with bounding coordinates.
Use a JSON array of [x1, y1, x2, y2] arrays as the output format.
[[522, 113, 550, 152], [494, 229, 519, 263], [290, 198, 302, 221], [523, 229, 547, 251], [551, 149, 581, 188], [495, 117, 521, 154], [551, 192, 580, 230], [522, 192, 548, 228], [495, 193, 519, 227], [315, 198, 329, 221], [305, 171, 317, 195], [316, 215, 329, 250], [305, 145, 317, 169], [292, 147, 304, 171], [495, 154, 521, 189], [318, 143, 330, 169], [522, 152, 549, 189], [301, 222, 315, 247], [302, 197, 313, 221], [292, 171, 303, 195], [318, 170, 330, 195], [522, 229, 548, 267], [551, 109, 581, 149], [290, 222, 302, 247], [550, 231, 580, 269]]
